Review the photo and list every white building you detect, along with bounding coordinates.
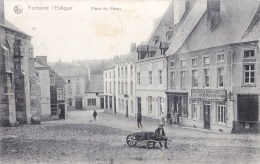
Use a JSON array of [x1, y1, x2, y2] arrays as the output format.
[[103, 44, 137, 117]]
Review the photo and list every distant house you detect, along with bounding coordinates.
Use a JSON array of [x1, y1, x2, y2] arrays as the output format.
[[49, 63, 88, 110], [36, 56, 67, 120], [35, 61, 51, 120], [85, 74, 104, 109]]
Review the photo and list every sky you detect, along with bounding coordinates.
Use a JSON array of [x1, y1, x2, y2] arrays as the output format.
[[5, 0, 171, 62]]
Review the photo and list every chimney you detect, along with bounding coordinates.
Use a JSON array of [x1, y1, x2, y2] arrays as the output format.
[[36, 56, 48, 66], [207, 0, 220, 31], [130, 43, 136, 53], [0, 0, 4, 24], [174, 0, 187, 25]]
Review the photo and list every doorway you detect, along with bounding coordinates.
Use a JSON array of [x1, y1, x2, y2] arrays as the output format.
[[203, 101, 211, 129], [75, 98, 82, 110], [114, 97, 116, 114], [137, 97, 141, 114], [126, 100, 128, 117], [58, 104, 65, 119], [100, 97, 104, 109], [237, 95, 259, 122]]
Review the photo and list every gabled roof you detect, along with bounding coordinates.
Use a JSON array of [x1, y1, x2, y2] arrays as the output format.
[[177, 0, 260, 54], [86, 74, 103, 93]]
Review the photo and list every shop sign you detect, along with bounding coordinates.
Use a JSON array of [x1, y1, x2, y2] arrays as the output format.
[[191, 89, 227, 100]]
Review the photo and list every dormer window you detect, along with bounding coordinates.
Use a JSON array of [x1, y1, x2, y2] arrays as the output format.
[[153, 36, 160, 45], [166, 31, 173, 41], [244, 49, 255, 59]]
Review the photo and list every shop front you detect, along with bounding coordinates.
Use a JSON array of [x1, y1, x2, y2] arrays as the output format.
[[190, 89, 228, 131], [166, 92, 188, 125]]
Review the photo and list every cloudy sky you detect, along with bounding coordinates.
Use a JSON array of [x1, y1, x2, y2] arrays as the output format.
[[5, 0, 171, 62]]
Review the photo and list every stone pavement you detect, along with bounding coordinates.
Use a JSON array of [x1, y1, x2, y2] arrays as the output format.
[[44, 109, 260, 142]]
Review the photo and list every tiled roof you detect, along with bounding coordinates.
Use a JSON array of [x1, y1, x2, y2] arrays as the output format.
[[86, 74, 103, 93], [35, 62, 47, 68], [49, 63, 88, 77], [177, 0, 260, 53]]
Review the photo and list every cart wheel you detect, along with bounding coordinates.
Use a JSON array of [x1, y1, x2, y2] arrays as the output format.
[[126, 134, 137, 147], [146, 141, 154, 149]]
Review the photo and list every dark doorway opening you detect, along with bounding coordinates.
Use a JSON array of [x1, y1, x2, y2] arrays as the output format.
[[100, 97, 104, 109], [204, 101, 211, 129], [58, 104, 65, 119]]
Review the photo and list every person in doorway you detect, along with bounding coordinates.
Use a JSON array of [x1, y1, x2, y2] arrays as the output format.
[[137, 112, 143, 128], [93, 110, 97, 121], [154, 123, 168, 149], [160, 112, 166, 126]]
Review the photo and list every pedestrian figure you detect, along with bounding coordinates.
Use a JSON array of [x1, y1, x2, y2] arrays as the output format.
[[93, 110, 97, 121], [137, 112, 143, 128], [160, 112, 166, 126], [154, 123, 168, 149]]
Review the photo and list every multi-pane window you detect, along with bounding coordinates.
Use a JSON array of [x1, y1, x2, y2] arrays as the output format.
[[122, 68, 124, 78], [114, 81, 116, 93], [118, 99, 121, 110], [131, 101, 134, 113], [50, 77, 55, 85], [121, 82, 124, 94], [57, 88, 65, 100], [244, 50, 255, 58], [76, 79, 80, 85], [181, 71, 186, 88], [170, 61, 175, 67], [170, 72, 175, 88], [192, 100, 199, 119], [88, 99, 96, 106], [130, 65, 133, 77], [244, 64, 255, 84], [148, 71, 152, 85], [192, 70, 198, 87], [68, 86, 72, 94], [105, 73, 107, 78], [204, 56, 210, 65], [217, 102, 226, 123], [158, 97, 162, 116], [158, 70, 162, 84], [109, 72, 111, 78], [68, 79, 71, 84], [148, 96, 153, 114], [118, 68, 120, 77], [118, 82, 120, 94], [122, 100, 124, 111], [77, 86, 80, 94], [192, 58, 198, 66], [109, 82, 111, 93], [105, 82, 107, 93], [204, 69, 210, 87], [125, 66, 128, 77], [180, 59, 186, 67], [130, 82, 133, 95], [125, 82, 128, 94], [137, 72, 141, 85], [217, 54, 224, 63], [217, 67, 224, 87]]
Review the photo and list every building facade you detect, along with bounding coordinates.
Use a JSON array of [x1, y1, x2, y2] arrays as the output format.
[[86, 74, 104, 110], [0, 0, 41, 126], [36, 56, 67, 120], [49, 63, 88, 110], [166, 0, 260, 133], [115, 55, 136, 117], [103, 66, 115, 113]]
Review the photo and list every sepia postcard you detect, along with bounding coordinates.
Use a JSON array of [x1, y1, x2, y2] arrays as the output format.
[[0, 0, 260, 163]]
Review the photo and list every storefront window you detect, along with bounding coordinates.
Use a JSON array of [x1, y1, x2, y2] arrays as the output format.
[[192, 100, 199, 119], [217, 102, 226, 123], [148, 96, 153, 114]]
